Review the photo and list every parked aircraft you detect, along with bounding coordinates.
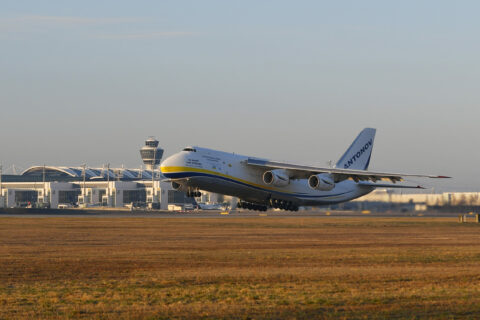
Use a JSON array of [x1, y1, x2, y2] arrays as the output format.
[[160, 128, 449, 211]]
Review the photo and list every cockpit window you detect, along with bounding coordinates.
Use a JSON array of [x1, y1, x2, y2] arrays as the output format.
[[182, 147, 196, 152]]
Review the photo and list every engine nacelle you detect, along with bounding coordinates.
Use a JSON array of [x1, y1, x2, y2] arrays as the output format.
[[171, 181, 183, 191], [263, 169, 290, 187], [308, 173, 335, 191]]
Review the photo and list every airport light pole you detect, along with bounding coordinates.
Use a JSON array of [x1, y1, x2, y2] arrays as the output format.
[[82, 164, 86, 204], [152, 150, 156, 205], [106, 163, 110, 206], [43, 164, 46, 206], [0, 164, 3, 200]]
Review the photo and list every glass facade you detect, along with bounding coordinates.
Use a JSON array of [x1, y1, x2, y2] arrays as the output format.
[[58, 190, 81, 204], [14, 190, 38, 204], [140, 149, 164, 165], [145, 139, 159, 147], [123, 190, 146, 204]]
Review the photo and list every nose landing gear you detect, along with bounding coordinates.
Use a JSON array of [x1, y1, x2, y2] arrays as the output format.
[[186, 189, 201, 198]]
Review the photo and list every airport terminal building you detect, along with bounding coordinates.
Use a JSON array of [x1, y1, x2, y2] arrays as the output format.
[[0, 138, 198, 210]]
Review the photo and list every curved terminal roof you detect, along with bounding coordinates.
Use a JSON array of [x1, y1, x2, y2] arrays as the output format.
[[21, 166, 162, 181]]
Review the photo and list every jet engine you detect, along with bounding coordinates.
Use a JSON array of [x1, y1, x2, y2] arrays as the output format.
[[263, 169, 290, 187], [308, 173, 335, 191], [171, 181, 182, 190]]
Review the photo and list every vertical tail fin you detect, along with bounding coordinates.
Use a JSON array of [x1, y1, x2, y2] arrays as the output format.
[[335, 128, 376, 170]]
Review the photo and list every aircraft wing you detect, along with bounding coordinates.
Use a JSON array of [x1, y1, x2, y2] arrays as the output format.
[[357, 182, 425, 189], [246, 158, 450, 183]]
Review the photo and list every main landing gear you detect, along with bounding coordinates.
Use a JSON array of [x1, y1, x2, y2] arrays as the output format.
[[269, 199, 299, 212], [237, 201, 268, 212], [237, 199, 299, 212]]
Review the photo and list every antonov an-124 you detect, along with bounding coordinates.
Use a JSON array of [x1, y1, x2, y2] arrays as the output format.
[[160, 128, 449, 211]]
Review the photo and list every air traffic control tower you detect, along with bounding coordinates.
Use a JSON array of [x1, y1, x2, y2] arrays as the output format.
[[140, 137, 165, 208], [139, 137, 164, 171]]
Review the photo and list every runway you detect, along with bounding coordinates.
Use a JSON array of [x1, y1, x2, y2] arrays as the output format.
[[0, 207, 466, 218]]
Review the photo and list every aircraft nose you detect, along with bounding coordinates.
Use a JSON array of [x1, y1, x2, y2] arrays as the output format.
[[160, 153, 185, 175], [160, 155, 172, 168], [160, 155, 174, 172]]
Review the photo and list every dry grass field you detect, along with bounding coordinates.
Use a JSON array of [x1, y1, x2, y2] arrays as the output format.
[[1, 216, 480, 319]]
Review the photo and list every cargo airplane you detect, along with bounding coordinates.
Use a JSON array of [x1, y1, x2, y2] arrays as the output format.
[[160, 128, 449, 211]]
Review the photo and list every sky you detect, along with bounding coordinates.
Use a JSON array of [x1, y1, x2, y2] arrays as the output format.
[[0, 1, 479, 192]]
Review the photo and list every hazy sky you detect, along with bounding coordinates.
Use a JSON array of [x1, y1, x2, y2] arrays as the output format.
[[1, 1, 479, 192]]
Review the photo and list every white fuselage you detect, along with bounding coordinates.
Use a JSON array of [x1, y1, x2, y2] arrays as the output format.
[[160, 147, 374, 206]]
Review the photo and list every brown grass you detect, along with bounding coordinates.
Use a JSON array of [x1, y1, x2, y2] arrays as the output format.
[[1, 216, 480, 319]]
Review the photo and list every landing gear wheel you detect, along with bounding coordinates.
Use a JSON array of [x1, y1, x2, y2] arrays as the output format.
[[273, 199, 279, 209]]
